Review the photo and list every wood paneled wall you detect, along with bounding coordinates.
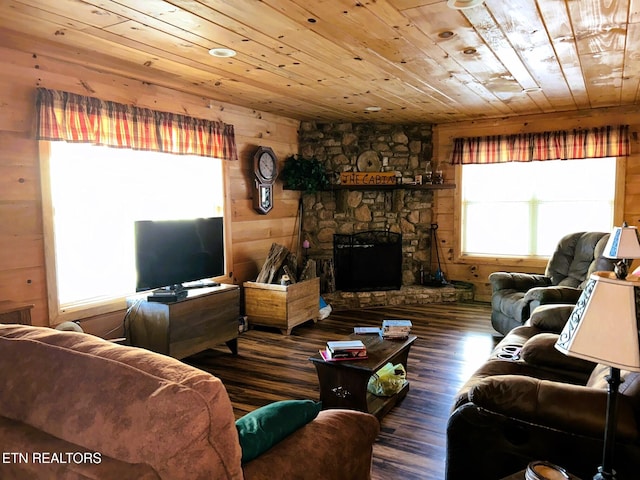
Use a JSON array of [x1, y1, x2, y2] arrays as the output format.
[[4, 37, 640, 331], [433, 107, 640, 302], [0, 43, 301, 334]]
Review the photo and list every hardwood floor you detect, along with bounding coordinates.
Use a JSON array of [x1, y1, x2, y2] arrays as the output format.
[[187, 301, 498, 480]]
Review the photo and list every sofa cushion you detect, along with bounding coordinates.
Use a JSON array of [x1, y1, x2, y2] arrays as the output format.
[[520, 333, 596, 373], [0, 324, 244, 480], [527, 304, 575, 331], [236, 400, 322, 463]]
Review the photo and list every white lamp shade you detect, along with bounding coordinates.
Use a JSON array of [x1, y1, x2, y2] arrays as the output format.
[[603, 225, 640, 259], [555, 272, 640, 371]]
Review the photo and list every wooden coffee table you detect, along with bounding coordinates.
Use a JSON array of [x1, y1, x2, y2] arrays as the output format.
[[309, 333, 417, 419]]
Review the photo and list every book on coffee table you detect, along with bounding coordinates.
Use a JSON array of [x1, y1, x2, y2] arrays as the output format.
[[319, 349, 368, 361], [323, 339, 367, 360], [382, 319, 412, 339], [327, 339, 365, 351], [354, 326, 381, 335]]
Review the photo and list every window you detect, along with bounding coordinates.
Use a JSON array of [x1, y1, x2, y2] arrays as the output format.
[[460, 158, 616, 257], [42, 142, 228, 321]]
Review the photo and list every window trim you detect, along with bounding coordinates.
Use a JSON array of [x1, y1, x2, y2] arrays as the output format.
[[39, 142, 234, 326], [452, 156, 627, 268]]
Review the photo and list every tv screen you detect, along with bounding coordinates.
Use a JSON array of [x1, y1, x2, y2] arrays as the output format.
[[134, 217, 224, 291]]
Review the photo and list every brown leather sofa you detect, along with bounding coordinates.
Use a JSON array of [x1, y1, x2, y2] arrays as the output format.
[[489, 231, 615, 335], [447, 304, 640, 480], [0, 324, 380, 480]]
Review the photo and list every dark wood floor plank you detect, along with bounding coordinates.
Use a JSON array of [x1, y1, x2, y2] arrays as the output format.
[[187, 301, 496, 480]]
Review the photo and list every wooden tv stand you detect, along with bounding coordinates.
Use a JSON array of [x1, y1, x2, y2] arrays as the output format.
[[126, 284, 240, 359]]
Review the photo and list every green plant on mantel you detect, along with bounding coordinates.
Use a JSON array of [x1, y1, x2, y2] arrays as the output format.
[[281, 154, 330, 193]]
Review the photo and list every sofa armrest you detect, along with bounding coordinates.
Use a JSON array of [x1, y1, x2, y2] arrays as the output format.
[[468, 375, 638, 441], [242, 409, 379, 480], [489, 272, 551, 292], [526, 304, 575, 332], [523, 286, 582, 305], [520, 333, 596, 373]]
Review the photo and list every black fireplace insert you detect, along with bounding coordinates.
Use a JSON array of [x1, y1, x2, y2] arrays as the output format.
[[333, 231, 402, 292]]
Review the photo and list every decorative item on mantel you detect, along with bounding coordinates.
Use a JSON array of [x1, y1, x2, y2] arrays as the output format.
[[356, 150, 382, 172], [339, 171, 397, 186], [424, 163, 433, 184], [281, 154, 330, 193], [432, 168, 444, 184]]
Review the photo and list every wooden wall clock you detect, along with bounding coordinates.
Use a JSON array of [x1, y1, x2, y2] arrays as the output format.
[[253, 146, 278, 214]]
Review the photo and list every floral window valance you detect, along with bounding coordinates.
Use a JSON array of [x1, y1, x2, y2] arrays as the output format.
[[36, 88, 238, 161], [451, 125, 630, 165]]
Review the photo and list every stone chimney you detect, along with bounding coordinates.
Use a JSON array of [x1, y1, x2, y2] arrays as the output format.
[[298, 122, 435, 287]]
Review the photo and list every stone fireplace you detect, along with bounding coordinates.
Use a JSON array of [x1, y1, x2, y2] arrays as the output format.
[[298, 122, 436, 290]]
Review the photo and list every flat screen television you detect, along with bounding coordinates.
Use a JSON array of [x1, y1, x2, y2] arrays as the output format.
[[134, 217, 225, 292]]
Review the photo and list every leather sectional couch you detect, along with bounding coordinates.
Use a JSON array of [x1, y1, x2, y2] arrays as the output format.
[[0, 324, 380, 480], [447, 304, 640, 479]]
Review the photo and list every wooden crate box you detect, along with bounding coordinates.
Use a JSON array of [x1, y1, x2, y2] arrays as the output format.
[[243, 277, 320, 335]]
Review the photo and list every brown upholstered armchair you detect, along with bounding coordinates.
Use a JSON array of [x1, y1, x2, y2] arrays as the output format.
[[447, 305, 640, 479], [489, 231, 615, 335]]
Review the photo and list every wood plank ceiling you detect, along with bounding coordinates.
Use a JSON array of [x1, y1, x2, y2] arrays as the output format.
[[0, 0, 638, 124]]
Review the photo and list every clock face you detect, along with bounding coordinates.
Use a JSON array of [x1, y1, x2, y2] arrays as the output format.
[[254, 147, 277, 184], [259, 152, 276, 180]]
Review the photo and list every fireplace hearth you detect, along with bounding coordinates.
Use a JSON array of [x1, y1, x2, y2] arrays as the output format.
[[334, 231, 402, 292]]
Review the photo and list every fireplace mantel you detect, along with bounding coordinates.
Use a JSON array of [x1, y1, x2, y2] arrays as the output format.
[[325, 183, 455, 191]]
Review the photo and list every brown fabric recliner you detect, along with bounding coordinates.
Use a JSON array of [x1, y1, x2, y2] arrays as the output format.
[[489, 231, 615, 335], [0, 324, 380, 480], [447, 305, 640, 480]]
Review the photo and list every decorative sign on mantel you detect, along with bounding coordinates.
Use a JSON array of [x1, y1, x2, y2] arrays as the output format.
[[339, 171, 397, 186]]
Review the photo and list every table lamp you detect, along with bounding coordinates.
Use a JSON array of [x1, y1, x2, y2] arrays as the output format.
[[602, 222, 640, 279], [555, 271, 640, 479]]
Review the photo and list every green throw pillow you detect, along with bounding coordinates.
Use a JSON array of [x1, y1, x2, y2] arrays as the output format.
[[236, 399, 322, 463]]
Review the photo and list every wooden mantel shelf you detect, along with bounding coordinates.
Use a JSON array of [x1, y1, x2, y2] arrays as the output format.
[[326, 183, 456, 191], [330, 183, 456, 213]]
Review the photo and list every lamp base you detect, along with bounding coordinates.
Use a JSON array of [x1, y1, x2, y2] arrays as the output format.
[[613, 260, 628, 279], [594, 465, 616, 480], [594, 367, 622, 480]]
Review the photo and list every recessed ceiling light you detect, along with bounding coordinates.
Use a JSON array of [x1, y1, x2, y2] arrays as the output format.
[[438, 31, 455, 39], [209, 48, 236, 58], [463, 47, 477, 55], [447, 0, 484, 9], [365, 106, 382, 112]]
